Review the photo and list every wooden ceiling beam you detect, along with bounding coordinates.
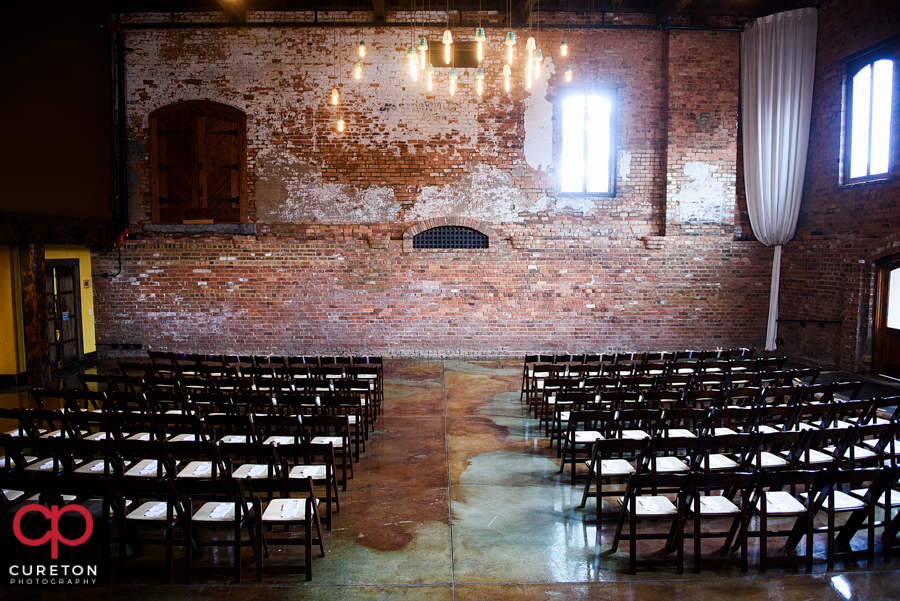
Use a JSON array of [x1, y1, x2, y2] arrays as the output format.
[[655, 0, 692, 24], [372, 0, 386, 22]]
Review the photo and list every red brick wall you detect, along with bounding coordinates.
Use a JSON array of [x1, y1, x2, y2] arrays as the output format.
[[93, 12, 773, 357], [778, 0, 900, 371]]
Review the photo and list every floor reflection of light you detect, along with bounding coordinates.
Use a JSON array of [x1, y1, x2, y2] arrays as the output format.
[[831, 575, 852, 600]]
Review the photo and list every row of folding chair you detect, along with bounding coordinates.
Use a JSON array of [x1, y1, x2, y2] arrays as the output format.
[[607, 465, 900, 575], [521, 348, 758, 400], [1, 467, 325, 583], [560, 396, 900, 486]]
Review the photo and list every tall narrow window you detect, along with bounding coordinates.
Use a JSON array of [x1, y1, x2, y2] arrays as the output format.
[[846, 52, 894, 182], [559, 88, 616, 195]]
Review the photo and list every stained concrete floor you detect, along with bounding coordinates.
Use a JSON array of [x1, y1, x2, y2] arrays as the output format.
[[3, 358, 900, 600]]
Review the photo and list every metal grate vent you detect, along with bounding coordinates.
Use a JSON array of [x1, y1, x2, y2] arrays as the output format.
[[413, 226, 489, 249]]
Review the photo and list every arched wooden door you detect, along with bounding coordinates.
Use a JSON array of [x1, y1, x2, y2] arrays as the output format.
[[873, 253, 900, 378]]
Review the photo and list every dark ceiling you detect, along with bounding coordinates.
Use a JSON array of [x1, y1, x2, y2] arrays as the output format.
[[111, 1, 819, 26]]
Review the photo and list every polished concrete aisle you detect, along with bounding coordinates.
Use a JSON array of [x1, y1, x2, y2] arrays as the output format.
[[4, 358, 900, 600]]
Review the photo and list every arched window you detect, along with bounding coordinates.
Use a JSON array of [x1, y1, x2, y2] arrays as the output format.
[[149, 101, 247, 224], [845, 50, 894, 183]]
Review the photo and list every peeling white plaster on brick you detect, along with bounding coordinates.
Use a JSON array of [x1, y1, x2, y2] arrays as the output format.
[[523, 58, 556, 172], [620, 152, 632, 182], [255, 147, 401, 222], [409, 164, 549, 222], [556, 196, 595, 213], [672, 161, 725, 224]]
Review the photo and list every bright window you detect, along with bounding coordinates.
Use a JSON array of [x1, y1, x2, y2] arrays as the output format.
[[888, 267, 900, 330], [559, 89, 616, 195], [846, 54, 894, 182]]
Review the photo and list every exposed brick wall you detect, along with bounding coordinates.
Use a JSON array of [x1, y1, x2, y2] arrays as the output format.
[[93, 11, 775, 357], [778, 0, 900, 371]]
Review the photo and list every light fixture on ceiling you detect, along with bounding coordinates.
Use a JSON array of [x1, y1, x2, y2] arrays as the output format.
[[337, 115, 345, 132], [475, 67, 484, 95], [503, 63, 511, 92], [354, 62, 362, 79], [407, 45, 418, 80], [358, 40, 366, 57], [560, 40, 567, 56], [565, 65, 572, 82], [442, 29, 453, 65], [418, 36, 429, 69], [475, 27, 485, 61], [426, 62, 434, 91]]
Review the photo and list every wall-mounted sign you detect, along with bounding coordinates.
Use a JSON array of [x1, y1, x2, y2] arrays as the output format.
[[62, 312, 69, 322]]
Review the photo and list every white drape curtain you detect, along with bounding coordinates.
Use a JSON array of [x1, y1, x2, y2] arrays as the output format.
[[741, 7, 818, 351]]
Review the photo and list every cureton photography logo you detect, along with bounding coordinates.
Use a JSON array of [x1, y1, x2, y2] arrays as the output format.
[[4, 503, 103, 587]]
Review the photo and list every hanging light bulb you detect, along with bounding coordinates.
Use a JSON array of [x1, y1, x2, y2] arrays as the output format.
[[354, 62, 362, 80], [448, 67, 458, 96], [336, 116, 345, 132], [407, 45, 418, 81], [475, 67, 484, 96], [474, 27, 485, 62], [359, 40, 367, 58], [565, 65, 573, 82], [526, 37, 535, 67], [417, 37, 429, 69], [426, 63, 434, 92], [560, 39, 567, 56], [502, 64, 511, 92], [533, 49, 543, 78], [504, 31, 516, 65], [331, 87, 340, 106], [442, 30, 453, 65]]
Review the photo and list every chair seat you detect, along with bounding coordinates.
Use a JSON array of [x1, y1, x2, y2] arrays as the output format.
[[262, 436, 300, 446], [589, 459, 635, 476], [125, 432, 156, 442], [169, 434, 198, 442], [25, 457, 84, 472], [84, 432, 115, 441], [262, 498, 310, 523], [128, 501, 171, 522], [794, 449, 834, 464], [850, 488, 900, 508], [697, 495, 740, 516], [701, 454, 739, 470], [711, 427, 738, 436], [289, 465, 328, 479], [755, 490, 806, 514], [178, 461, 214, 478], [757, 425, 780, 434], [621, 430, 650, 440], [2, 489, 25, 502], [558, 411, 571, 422], [220, 435, 256, 444], [801, 490, 865, 512], [822, 445, 877, 460], [311, 436, 347, 449], [665, 429, 697, 438], [573, 431, 604, 443], [75, 460, 111, 475], [619, 495, 678, 516], [758, 452, 790, 468], [653, 456, 690, 473], [193, 501, 236, 523], [811, 420, 853, 429], [232, 464, 272, 479], [125, 459, 168, 477]]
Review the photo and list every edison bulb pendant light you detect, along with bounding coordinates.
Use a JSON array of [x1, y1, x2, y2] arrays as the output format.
[[475, 67, 484, 96], [337, 116, 345, 132], [474, 27, 485, 61], [560, 39, 567, 56], [504, 31, 516, 65], [534, 49, 543, 78], [565, 65, 573, 82], [407, 45, 417, 80], [425, 63, 434, 91], [502, 63, 511, 92], [448, 67, 458, 96], [354, 62, 362, 79], [359, 40, 367, 58], [526, 37, 535, 66], [331, 87, 340, 105], [417, 37, 429, 69], [442, 30, 453, 65]]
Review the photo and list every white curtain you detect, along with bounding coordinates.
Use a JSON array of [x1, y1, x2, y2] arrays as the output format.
[[741, 7, 818, 351]]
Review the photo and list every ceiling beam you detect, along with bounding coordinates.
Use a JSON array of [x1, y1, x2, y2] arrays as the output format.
[[372, 0, 386, 22], [216, 0, 247, 23], [655, 0, 692, 25], [515, 0, 537, 25]]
